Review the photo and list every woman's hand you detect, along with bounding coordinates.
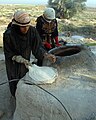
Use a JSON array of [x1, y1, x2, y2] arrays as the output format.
[[44, 53, 56, 63], [12, 55, 32, 68]]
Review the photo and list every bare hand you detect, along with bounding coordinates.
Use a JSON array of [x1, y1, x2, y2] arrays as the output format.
[[44, 53, 56, 63]]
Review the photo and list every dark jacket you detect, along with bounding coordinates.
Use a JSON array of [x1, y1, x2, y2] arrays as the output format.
[[36, 16, 58, 47], [3, 25, 45, 96]]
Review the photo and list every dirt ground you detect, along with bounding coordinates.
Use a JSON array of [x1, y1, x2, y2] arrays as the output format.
[[0, 60, 15, 120], [0, 57, 16, 120]]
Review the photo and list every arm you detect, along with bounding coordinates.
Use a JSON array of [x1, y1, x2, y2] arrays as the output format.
[[3, 30, 17, 79], [36, 17, 43, 38], [31, 28, 46, 60], [3, 31, 32, 68], [3, 31, 16, 60], [52, 20, 61, 46]]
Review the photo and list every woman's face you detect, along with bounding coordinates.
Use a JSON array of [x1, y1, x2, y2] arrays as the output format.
[[20, 26, 30, 34]]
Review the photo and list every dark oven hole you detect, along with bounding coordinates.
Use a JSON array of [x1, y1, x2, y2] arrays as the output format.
[[50, 46, 81, 57]]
